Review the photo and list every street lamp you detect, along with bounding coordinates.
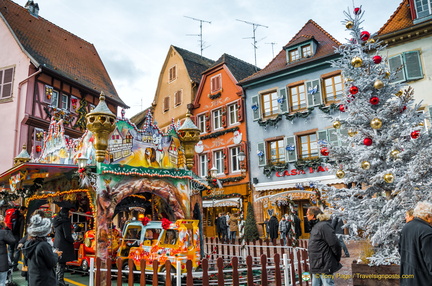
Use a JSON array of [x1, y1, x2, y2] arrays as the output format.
[[210, 166, 218, 179], [77, 156, 88, 169]]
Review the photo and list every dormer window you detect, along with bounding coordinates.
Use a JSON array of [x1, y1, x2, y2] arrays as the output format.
[[286, 40, 317, 63], [413, 0, 432, 21]]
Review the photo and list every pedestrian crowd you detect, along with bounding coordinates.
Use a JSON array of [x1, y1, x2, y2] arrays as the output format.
[[215, 212, 244, 243]]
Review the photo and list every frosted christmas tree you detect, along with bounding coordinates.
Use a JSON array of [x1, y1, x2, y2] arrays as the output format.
[[318, 7, 432, 266]]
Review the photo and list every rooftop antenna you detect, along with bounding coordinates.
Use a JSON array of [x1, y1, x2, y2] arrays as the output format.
[[185, 16, 211, 57], [237, 19, 268, 70], [265, 42, 277, 58]]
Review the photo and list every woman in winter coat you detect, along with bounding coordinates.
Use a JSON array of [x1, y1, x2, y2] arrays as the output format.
[[268, 215, 279, 241], [53, 207, 75, 286], [228, 213, 239, 241], [0, 220, 16, 286], [22, 214, 60, 286]]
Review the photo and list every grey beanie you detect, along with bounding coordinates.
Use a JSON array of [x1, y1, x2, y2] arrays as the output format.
[[27, 214, 52, 237]]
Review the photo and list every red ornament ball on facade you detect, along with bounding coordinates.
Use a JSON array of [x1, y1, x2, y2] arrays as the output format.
[[411, 130, 420, 139], [372, 55, 382, 64], [360, 31, 371, 41], [339, 105, 346, 112], [320, 147, 329, 156], [363, 138, 373, 146], [350, 86, 359, 95], [370, 96, 380, 105], [354, 7, 362, 15]]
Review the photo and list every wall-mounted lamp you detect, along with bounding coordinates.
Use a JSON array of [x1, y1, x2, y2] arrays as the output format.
[[238, 151, 246, 162], [209, 166, 218, 179], [77, 156, 88, 170]]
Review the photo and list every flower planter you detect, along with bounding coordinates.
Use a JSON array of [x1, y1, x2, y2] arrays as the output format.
[[352, 262, 399, 286]]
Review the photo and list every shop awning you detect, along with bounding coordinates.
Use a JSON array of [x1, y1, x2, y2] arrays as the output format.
[[253, 175, 343, 192], [203, 197, 242, 208]]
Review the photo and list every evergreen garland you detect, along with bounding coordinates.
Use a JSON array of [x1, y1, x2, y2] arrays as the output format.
[[200, 126, 239, 140], [244, 202, 260, 241], [284, 107, 314, 121]]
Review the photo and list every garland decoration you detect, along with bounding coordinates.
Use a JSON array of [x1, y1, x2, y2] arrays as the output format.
[[294, 158, 324, 170], [140, 216, 150, 226], [208, 92, 222, 100], [263, 162, 289, 178], [284, 107, 314, 121], [200, 126, 239, 140], [202, 193, 242, 200], [219, 175, 245, 184], [257, 114, 282, 128], [318, 103, 340, 114]]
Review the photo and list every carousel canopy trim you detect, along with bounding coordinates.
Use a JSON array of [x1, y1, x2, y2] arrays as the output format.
[[202, 197, 241, 208], [100, 164, 193, 178], [254, 175, 343, 192]]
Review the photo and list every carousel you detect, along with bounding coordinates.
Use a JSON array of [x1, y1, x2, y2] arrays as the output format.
[[0, 93, 208, 283]]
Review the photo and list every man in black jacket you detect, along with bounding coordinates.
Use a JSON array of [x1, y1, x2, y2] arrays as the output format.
[[307, 207, 341, 286], [399, 201, 432, 286]]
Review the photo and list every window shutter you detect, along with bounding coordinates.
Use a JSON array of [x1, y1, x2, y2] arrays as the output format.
[[224, 148, 229, 175], [277, 87, 288, 113], [257, 142, 266, 166], [285, 136, 297, 162], [251, 95, 261, 121], [163, 96, 170, 112], [207, 151, 212, 175], [205, 112, 211, 132], [237, 99, 244, 122], [327, 128, 340, 146], [317, 130, 328, 157], [404, 51, 423, 81], [388, 55, 406, 83], [1, 68, 13, 99], [222, 106, 227, 128], [306, 79, 322, 107]]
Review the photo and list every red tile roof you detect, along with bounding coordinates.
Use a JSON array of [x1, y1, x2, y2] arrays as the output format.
[[378, 0, 413, 36], [239, 19, 341, 85], [0, 0, 126, 107]]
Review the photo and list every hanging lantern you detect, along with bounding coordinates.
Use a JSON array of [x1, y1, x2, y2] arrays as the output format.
[[363, 137, 373, 146], [372, 55, 382, 64], [390, 149, 400, 159], [348, 129, 358, 137], [369, 96, 380, 105], [345, 21, 354, 29], [350, 86, 359, 95], [370, 118, 383, 129], [383, 173, 395, 183], [320, 147, 329, 156], [333, 120, 341, 129], [361, 161, 371, 170], [411, 130, 420, 139], [351, 57, 363, 68], [374, 79, 384, 89], [360, 31, 370, 41], [336, 170, 345, 179]]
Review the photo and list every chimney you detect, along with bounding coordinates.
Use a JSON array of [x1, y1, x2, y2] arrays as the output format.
[[25, 0, 39, 17]]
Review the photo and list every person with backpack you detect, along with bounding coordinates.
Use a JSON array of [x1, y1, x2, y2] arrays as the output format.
[[0, 218, 16, 286]]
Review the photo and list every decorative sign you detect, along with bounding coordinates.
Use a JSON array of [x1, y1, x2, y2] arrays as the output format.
[[275, 166, 329, 177]]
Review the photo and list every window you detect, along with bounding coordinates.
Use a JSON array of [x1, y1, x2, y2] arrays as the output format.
[[302, 45, 312, 57], [213, 150, 224, 174], [174, 90, 182, 107], [414, 0, 432, 19], [268, 139, 285, 164], [323, 74, 343, 103], [212, 109, 222, 130], [389, 51, 423, 83], [289, 84, 307, 111], [211, 74, 222, 93], [60, 94, 69, 110], [230, 147, 241, 172], [228, 103, 239, 125], [163, 96, 170, 112], [50, 90, 59, 107], [299, 133, 318, 159], [0, 67, 14, 99], [198, 154, 208, 177], [169, 66, 177, 82], [197, 114, 206, 133], [289, 49, 300, 61], [262, 91, 279, 118]]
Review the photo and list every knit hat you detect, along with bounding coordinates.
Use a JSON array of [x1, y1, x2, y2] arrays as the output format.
[[27, 214, 52, 237]]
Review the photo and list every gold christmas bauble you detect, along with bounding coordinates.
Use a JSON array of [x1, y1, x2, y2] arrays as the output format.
[[390, 149, 400, 159], [345, 21, 354, 29], [333, 120, 341, 129], [367, 39, 376, 44], [383, 173, 394, 183], [370, 118, 383, 129], [361, 161, 371, 170], [384, 72, 391, 79], [348, 129, 358, 137], [395, 90, 403, 97], [351, 57, 363, 68], [374, 79, 384, 89], [336, 170, 345, 179]]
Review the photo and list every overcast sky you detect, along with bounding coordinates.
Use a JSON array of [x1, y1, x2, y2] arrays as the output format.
[[36, 0, 402, 117]]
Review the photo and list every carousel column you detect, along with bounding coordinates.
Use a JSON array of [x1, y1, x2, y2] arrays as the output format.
[[85, 92, 116, 285]]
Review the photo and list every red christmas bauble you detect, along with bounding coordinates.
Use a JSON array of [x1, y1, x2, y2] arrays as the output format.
[[411, 130, 420, 139], [354, 7, 361, 15], [347, 94, 355, 103], [320, 147, 329, 156], [372, 55, 382, 64], [363, 138, 373, 146], [360, 31, 370, 41], [350, 86, 359, 95], [402, 106, 407, 112], [369, 96, 380, 105], [339, 105, 346, 112]]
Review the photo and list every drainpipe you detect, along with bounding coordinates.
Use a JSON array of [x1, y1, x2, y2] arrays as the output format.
[[14, 67, 42, 157]]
